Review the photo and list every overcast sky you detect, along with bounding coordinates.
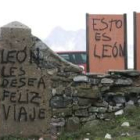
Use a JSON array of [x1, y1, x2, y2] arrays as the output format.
[[0, 0, 139, 68], [0, 0, 139, 44]]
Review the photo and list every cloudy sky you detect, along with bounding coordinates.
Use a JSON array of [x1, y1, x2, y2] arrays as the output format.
[[0, 0, 139, 68], [0, 0, 139, 43]]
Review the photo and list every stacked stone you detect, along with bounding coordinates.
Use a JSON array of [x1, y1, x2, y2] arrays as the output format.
[[50, 70, 140, 132]]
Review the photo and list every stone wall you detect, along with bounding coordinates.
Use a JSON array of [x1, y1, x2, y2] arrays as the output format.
[[1, 21, 140, 139], [50, 70, 140, 138]]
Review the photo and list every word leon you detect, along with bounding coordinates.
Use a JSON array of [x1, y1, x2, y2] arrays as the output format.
[[94, 42, 125, 58], [0, 47, 42, 64]]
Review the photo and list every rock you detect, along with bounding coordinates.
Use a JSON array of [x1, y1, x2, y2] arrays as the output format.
[[80, 115, 96, 122], [108, 105, 116, 112], [73, 86, 100, 98], [105, 133, 112, 139], [83, 120, 99, 130], [121, 132, 130, 136], [89, 78, 100, 85], [86, 133, 90, 136], [83, 138, 90, 140], [66, 117, 80, 131], [73, 75, 89, 82], [96, 114, 105, 120], [64, 87, 73, 96], [93, 100, 109, 107], [47, 68, 58, 75], [64, 65, 82, 72], [113, 96, 126, 104], [105, 92, 116, 96], [121, 122, 130, 127], [39, 138, 44, 140], [100, 86, 110, 92], [52, 108, 72, 117], [115, 109, 124, 116], [125, 100, 134, 106], [88, 107, 98, 112], [50, 96, 72, 108], [52, 88, 57, 96], [124, 104, 136, 113], [51, 135, 58, 140], [89, 107, 107, 113], [75, 109, 88, 117], [115, 78, 133, 86], [51, 118, 65, 127], [101, 78, 114, 84], [138, 99, 140, 105], [78, 98, 92, 106], [108, 70, 140, 77]]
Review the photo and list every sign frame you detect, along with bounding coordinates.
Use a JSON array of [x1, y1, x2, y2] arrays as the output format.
[[86, 13, 128, 73]]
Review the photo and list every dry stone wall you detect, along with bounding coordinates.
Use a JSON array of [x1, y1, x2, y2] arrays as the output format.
[[0, 21, 140, 139], [50, 70, 140, 136]]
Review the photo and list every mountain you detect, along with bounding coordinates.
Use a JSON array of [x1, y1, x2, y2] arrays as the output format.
[[43, 26, 86, 51], [43, 26, 133, 69]]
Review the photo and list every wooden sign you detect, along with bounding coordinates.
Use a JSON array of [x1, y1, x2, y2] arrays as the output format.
[[134, 12, 140, 70], [86, 14, 127, 73]]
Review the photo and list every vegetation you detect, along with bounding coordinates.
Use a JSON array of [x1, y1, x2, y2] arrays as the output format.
[[58, 106, 140, 140]]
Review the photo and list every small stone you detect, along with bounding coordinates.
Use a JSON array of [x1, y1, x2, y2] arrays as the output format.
[[73, 75, 89, 82], [80, 115, 96, 122], [108, 103, 124, 112], [113, 96, 126, 104], [115, 78, 133, 86], [89, 78, 100, 85], [126, 100, 134, 106], [86, 133, 90, 136], [105, 133, 112, 139], [138, 99, 140, 105], [115, 109, 124, 116], [75, 109, 88, 117], [73, 86, 100, 98], [96, 114, 105, 120], [78, 98, 92, 106], [121, 122, 130, 127], [101, 78, 114, 84], [47, 68, 58, 75], [100, 86, 110, 92], [89, 107, 107, 113], [93, 100, 109, 107], [52, 108, 72, 117], [50, 96, 72, 108], [51, 118, 65, 127], [88, 107, 98, 112], [39, 137, 44, 140], [52, 88, 56, 96], [121, 132, 130, 136], [83, 120, 99, 130], [66, 117, 80, 131], [83, 138, 90, 140], [108, 70, 140, 77]]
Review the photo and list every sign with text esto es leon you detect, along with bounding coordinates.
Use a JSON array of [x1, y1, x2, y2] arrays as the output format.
[[86, 14, 127, 73]]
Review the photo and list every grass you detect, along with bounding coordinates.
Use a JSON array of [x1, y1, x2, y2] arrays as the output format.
[[58, 106, 140, 140]]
